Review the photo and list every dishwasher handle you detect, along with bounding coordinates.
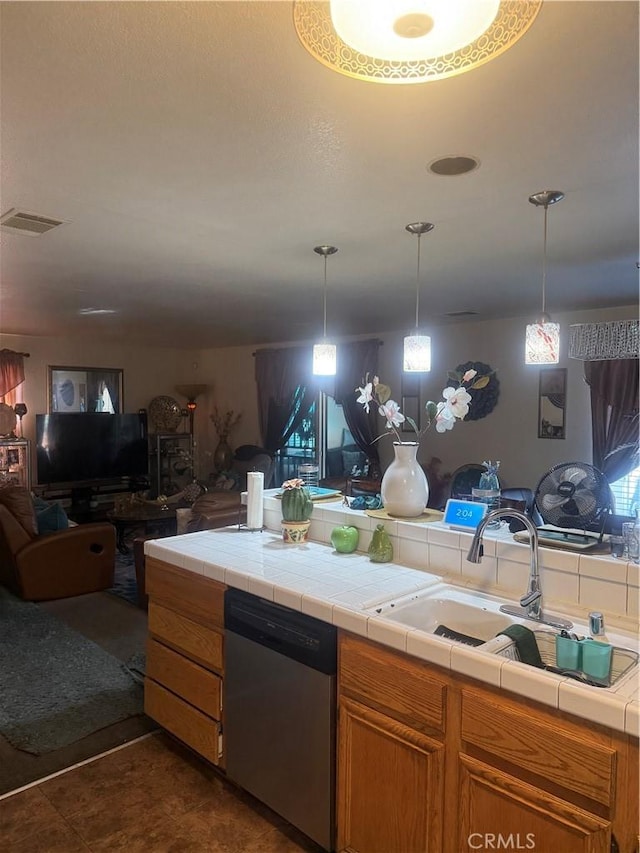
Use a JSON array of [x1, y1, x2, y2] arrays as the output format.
[[224, 588, 337, 675]]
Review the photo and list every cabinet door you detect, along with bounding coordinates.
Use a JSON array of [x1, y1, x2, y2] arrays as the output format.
[[337, 696, 444, 853], [457, 755, 611, 853]]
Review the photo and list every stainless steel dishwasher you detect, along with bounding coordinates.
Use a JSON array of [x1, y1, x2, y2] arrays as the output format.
[[224, 588, 337, 852]]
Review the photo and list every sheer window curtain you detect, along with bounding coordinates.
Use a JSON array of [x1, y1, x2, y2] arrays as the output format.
[[0, 349, 25, 408], [584, 359, 639, 484]]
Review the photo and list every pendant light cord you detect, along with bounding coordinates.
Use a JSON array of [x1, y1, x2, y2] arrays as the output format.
[[541, 202, 548, 316], [415, 233, 422, 330], [322, 254, 328, 338]]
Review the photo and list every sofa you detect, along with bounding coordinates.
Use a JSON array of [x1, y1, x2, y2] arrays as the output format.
[[133, 490, 247, 608], [0, 485, 116, 601], [209, 444, 275, 490]]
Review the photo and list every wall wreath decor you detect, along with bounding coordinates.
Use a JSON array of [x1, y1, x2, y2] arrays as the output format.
[[447, 361, 500, 421]]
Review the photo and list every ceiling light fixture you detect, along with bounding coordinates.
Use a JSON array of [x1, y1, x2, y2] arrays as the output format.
[[403, 222, 434, 373], [525, 190, 565, 365], [293, 1, 541, 85], [312, 245, 338, 376]]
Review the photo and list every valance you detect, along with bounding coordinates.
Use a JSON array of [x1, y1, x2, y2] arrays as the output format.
[[569, 319, 638, 361]]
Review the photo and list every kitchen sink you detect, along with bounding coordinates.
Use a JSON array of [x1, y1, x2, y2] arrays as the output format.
[[366, 585, 522, 645]]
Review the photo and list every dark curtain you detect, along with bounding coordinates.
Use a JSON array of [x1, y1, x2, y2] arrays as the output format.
[[254, 346, 316, 453], [584, 359, 639, 483], [0, 350, 25, 404], [334, 339, 381, 478]]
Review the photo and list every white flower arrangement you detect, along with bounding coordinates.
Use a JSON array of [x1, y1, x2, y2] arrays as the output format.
[[356, 369, 490, 443]]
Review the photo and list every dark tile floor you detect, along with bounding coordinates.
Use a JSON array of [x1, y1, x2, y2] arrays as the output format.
[[0, 732, 324, 852]]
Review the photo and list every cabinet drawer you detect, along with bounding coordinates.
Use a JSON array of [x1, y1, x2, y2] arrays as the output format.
[[461, 688, 615, 807], [144, 679, 221, 766], [145, 558, 225, 628], [146, 638, 222, 720], [149, 601, 224, 672], [339, 633, 446, 735]]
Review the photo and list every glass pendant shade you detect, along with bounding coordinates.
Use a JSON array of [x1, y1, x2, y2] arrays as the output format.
[[403, 334, 432, 372], [403, 222, 434, 373], [525, 321, 560, 364], [525, 190, 564, 366], [312, 245, 338, 376], [313, 342, 337, 376]]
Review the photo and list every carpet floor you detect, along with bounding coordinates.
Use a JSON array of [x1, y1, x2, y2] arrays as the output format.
[[0, 588, 155, 796]]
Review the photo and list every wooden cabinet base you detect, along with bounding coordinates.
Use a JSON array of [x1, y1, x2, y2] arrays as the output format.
[[144, 679, 221, 766]]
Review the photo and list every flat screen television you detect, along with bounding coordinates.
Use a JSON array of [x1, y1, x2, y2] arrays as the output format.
[[36, 412, 149, 488]]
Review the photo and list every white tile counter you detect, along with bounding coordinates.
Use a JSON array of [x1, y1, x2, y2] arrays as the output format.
[[145, 492, 639, 737]]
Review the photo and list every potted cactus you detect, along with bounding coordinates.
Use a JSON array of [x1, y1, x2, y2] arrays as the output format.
[[280, 478, 314, 543]]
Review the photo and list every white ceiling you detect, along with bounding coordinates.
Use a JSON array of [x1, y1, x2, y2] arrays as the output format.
[[1, 1, 638, 349]]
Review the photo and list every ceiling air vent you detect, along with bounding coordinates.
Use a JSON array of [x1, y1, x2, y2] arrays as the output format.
[[446, 310, 479, 317], [0, 208, 68, 236]]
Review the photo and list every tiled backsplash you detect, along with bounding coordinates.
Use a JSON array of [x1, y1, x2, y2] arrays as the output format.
[[263, 493, 639, 627]]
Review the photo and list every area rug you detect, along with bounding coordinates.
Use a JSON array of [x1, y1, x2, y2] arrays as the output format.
[[0, 587, 144, 755], [108, 550, 139, 606]]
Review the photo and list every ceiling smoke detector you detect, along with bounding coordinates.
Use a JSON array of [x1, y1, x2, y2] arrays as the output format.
[[0, 208, 69, 236]]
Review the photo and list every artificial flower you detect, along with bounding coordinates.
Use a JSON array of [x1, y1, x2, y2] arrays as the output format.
[[356, 382, 374, 413], [379, 399, 405, 430], [441, 385, 472, 419], [282, 478, 305, 490], [356, 367, 489, 443]]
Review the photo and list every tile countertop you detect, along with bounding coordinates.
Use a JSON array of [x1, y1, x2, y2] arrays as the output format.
[[144, 494, 639, 738]]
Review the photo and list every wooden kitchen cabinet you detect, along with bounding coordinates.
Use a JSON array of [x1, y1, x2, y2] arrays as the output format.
[[337, 634, 447, 853], [144, 558, 226, 767], [457, 755, 610, 853], [337, 632, 639, 853]]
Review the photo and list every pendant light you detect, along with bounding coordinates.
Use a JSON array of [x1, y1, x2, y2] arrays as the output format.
[[525, 190, 564, 364], [403, 222, 434, 372], [312, 245, 338, 376]]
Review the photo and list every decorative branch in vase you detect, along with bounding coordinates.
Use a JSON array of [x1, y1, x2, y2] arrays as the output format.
[[355, 369, 490, 518], [210, 406, 242, 472]]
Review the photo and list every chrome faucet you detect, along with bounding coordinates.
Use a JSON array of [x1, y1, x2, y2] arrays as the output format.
[[467, 508, 573, 631]]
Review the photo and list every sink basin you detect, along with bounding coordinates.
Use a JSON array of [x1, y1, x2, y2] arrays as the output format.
[[367, 585, 521, 645]]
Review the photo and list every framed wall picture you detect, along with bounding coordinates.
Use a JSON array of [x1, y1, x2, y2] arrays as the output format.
[[48, 366, 123, 414], [538, 367, 567, 439]]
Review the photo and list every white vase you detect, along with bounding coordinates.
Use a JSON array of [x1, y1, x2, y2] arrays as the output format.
[[381, 442, 429, 518]]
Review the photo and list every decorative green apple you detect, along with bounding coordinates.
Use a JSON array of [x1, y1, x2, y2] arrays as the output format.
[[330, 525, 359, 554]]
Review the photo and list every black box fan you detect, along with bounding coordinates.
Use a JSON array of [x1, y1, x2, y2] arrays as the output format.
[[533, 462, 613, 548]]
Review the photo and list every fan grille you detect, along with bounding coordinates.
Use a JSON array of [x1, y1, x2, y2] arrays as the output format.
[[535, 462, 612, 530]]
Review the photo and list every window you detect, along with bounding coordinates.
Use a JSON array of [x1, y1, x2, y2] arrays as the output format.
[[610, 466, 640, 517], [274, 392, 359, 485], [274, 399, 317, 484]]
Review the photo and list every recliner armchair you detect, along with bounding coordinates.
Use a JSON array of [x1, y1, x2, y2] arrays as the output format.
[[0, 486, 116, 601]]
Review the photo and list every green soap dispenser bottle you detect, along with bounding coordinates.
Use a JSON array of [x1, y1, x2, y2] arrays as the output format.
[[368, 523, 393, 563]]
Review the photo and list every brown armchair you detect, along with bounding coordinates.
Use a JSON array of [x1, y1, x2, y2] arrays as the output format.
[[0, 486, 116, 601]]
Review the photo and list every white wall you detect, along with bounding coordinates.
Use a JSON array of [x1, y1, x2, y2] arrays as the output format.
[[2, 302, 635, 490]]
